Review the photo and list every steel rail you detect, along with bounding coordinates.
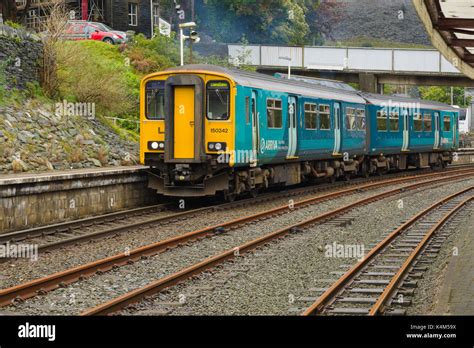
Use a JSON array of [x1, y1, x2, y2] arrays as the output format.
[[368, 195, 473, 315], [1, 171, 472, 308], [79, 174, 474, 315], [2, 166, 473, 254], [302, 186, 473, 316]]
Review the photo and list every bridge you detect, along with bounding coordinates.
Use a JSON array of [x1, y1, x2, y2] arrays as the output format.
[[228, 44, 474, 92]]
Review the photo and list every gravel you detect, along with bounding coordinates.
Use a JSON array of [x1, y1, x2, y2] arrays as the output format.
[[111, 178, 474, 316], [5, 176, 473, 315], [0, 172, 433, 289]]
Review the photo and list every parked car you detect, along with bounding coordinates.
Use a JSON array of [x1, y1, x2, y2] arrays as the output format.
[[63, 20, 127, 44]]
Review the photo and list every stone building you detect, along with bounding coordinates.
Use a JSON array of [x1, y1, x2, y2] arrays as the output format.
[[11, 0, 160, 37]]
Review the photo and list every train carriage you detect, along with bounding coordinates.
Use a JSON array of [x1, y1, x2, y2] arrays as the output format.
[[140, 64, 459, 199], [362, 93, 458, 171]]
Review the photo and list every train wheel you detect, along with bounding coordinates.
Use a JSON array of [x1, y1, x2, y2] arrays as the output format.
[[328, 175, 336, 184], [249, 189, 259, 198], [361, 162, 370, 178]]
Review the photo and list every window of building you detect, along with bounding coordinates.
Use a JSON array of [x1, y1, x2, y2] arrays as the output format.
[[389, 112, 399, 132], [153, 4, 160, 27], [356, 109, 366, 130], [319, 104, 331, 130], [345, 107, 356, 130], [423, 113, 432, 132], [145, 81, 165, 120], [304, 103, 317, 129], [376, 111, 387, 131], [444, 116, 451, 131], [267, 98, 282, 128], [207, 81, 230, 120], [128, 3, 138, 26], [414, 113, 422, 132]]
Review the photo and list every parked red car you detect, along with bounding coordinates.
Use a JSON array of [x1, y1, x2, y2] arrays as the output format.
[[63, 20, 127, 44]]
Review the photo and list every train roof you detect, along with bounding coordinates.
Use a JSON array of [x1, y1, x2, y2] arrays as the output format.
[[360, 92, 459, 112], [165, 64, 366, 104], [163, 65, 459, 113]]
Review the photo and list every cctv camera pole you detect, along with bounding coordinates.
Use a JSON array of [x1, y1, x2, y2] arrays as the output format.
[[179, 22, 197, 66]]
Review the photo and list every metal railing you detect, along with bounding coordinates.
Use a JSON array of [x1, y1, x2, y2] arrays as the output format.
[[228, 44, 462, 75]]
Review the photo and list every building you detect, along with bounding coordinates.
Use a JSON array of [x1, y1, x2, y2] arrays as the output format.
[[13, 0, 160, 37]]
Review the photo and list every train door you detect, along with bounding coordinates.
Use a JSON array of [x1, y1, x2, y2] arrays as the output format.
[[287, 96, 298, 158], [402, 110, 409, 151], [453, 113, 458, 147], [333, 102, 342, 155], [173, 86, 195, 159], [251, 90, 259, 166], [433, 112, 440, 149]]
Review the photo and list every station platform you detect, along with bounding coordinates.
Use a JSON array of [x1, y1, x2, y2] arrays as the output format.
[[435, 218, 474, 315], [0, 165, 148, 185]]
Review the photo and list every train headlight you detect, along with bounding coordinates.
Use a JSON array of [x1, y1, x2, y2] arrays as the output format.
[[148, 141, 164, 150], [208, 142, 226, 152]]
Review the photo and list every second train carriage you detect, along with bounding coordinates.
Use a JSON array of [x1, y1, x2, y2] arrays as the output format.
[[140, 64, 459, 198]]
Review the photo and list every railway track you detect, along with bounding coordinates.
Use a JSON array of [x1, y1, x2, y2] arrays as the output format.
[[302, 186, 473, 316], [72, 171, 473, 316], [1, 166, 473, 255]]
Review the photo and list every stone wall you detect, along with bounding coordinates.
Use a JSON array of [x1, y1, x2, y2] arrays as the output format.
[[0, 166, 159, 233], [0, 25, 43, 89]]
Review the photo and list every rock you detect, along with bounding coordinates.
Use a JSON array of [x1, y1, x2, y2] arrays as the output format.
[[88, 158, 102, 167], [12, 158, 28, 172]]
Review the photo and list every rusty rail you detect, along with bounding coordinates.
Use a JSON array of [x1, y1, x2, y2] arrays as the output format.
[[303, 186, 473, 316], [79, 173, 474, 315]]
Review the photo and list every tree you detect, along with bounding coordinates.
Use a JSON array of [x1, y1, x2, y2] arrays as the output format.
[[419, 86, 471, 107]]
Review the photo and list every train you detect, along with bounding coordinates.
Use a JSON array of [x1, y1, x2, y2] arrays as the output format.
[[140, 64, 459, 200]]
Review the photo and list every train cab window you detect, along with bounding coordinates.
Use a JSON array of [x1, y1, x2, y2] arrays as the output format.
[[443, 116, 451, 131], [145, 80, 165, 120], [423, 113, 432, 132], [207, 81, 230, 120], [304, 103, 317, 129], [267, 98, 282, 128], [376, 111, 387, 131], [414, 113, 423, 132], [356, 109, 366, 130], [389, 112, 399, 132], [319, 104, 331, 130], [345, 107, 356, 130]]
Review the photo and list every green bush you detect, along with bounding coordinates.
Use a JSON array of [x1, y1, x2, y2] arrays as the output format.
[[56, 40, 140, 127]]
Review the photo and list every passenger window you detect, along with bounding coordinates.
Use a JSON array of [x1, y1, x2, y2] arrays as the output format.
[[267, 98, 282, 128], [319, 104, 330, 130], [304, 103, 317, 129], [356, 109, 366, 130], [146, 80, 165, 120], [443, 116, 451, 131], [389, 112, 399, 132], [414, 113, 423, 132], [207, 81, 230, 120], [345, 107, 356, 131], [376, 111, 387, 131], [423, 113, 432, 132]]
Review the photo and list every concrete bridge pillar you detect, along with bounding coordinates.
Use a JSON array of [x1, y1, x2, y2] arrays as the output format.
[[359, 73, 380, 93]]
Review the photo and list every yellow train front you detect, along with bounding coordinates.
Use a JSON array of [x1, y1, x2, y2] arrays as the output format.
[[140, 65, 236, 197]]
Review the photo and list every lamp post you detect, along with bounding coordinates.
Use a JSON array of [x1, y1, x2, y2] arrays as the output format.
[[279, 56, 292, 79], [179, 21, 199, 66]]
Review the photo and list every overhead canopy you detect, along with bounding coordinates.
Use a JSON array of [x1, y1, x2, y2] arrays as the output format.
[[413, 0, 474, 80]]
